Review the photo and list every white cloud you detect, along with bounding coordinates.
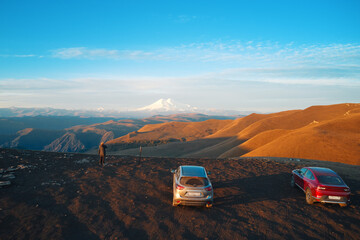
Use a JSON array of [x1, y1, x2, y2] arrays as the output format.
[[51, 47, 120, 59], [0, 54, 37, 58], [4, 41, 360, 67], [51, 47, 156, 60], [49, 42, 360, 71], [217, 66, 360, 87], [14, 54, 36, 58]]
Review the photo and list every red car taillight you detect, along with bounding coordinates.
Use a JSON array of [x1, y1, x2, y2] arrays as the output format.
[[205, 186, 212, 191], [176, 184, 184, 190]]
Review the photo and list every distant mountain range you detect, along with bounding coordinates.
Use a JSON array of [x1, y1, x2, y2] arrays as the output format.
[[0, 98, 250, 118]]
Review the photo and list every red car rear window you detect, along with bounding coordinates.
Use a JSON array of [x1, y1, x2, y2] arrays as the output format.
[[317, 175, 344, 185]]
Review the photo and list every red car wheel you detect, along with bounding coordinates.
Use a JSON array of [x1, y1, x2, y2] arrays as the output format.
[[306, 188, 314, 205]]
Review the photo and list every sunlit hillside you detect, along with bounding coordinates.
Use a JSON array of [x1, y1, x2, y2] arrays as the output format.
[[107, 103, 360, 165]]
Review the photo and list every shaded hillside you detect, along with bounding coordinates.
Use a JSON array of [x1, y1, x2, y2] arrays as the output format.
[[49, 114, 235, 153], [0, 116, 121, 152], [219, 129, 291, 158], [0, 116, 117, 135], [1, 113, 235, 153], [44, 120, 142, 152], [0, 120, 137, 153], [0, 128, 65, 150], [108, 103, 360, 165], [1, 148, 360, 239]]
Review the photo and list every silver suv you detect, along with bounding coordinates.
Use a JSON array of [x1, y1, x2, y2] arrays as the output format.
[[171, 165, 213, 208]]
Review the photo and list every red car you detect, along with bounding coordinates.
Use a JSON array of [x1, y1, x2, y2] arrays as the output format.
[[291, 167, 351, 207]]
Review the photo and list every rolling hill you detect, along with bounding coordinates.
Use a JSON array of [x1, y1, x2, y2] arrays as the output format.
[[240, 112, 360, 165], [107, 103, 360, 165], [106, 119, 232, 144]]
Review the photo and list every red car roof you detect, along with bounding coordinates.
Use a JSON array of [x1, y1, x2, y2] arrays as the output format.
[[307, 167, 337, 176]]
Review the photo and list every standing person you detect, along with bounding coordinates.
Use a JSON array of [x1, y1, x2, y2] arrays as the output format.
[[138, 146, 142, 165], [98, 142, 107, 166]]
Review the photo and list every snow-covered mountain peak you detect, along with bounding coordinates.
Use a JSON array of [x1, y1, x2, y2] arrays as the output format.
[[136, 98, 197, 112]]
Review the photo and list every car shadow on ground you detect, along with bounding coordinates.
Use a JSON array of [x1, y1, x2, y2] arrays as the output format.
[[213, 172, 304, 207], [212, 172, 360, 210]]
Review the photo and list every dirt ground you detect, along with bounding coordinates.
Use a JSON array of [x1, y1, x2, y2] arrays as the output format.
[[1, 148, 359, 240]]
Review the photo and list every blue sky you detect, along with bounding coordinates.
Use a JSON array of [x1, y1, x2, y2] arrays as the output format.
[[1, 0, 359, 112]]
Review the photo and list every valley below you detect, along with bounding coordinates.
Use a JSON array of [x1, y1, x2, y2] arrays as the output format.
[[1, 148, 360, 240]]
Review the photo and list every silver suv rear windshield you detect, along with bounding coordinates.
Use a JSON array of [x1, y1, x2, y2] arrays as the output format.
[[180, 177, 209, 187]]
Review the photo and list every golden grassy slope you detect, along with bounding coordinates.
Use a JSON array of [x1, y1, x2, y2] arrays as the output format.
[[107, 119, 232, 143], [108, 103, 360, 165], [195, 103, 360, 161], [242, 113, 360, 165]]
